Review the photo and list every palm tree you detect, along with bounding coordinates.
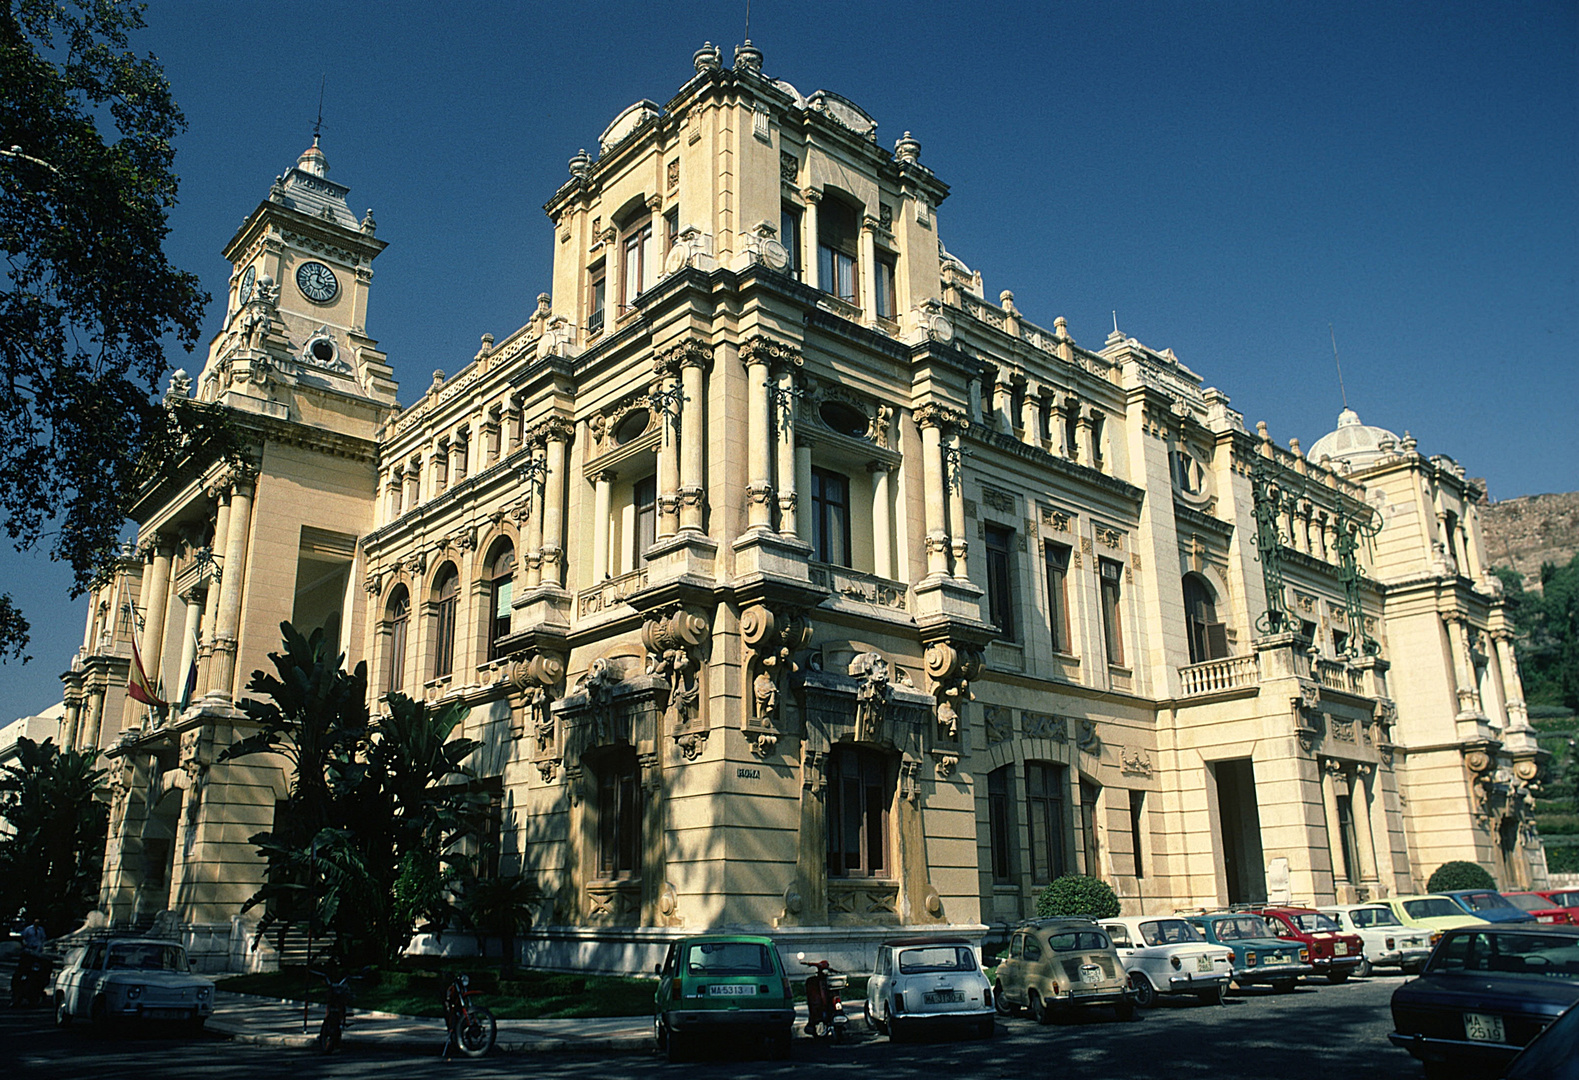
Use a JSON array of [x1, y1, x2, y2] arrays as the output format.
[[0, 738, 108, 935]]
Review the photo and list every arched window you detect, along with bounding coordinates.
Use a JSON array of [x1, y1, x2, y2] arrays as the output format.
[[432, 564, 459, 678], [386, 585, 410, 693], [817, 196, 860, 304], [487, 544, 514, 661], [1183, 573, 1228, 664]]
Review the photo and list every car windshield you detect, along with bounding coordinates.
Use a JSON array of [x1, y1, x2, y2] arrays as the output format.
[[1428, 930, 1579, 980], [1459, 891, 1517, 912], [898, 945, 976, 974], [1212, 916, 1271, 941], [106, 943, 188, 972], [1348, 907, 1402, 928], [1045, 931, 1110, 952], [683, 941, 774, 976], [1403, 898, 1462, 919], [1507, 894, 1548, 912], [1139, 920, 1203, 947], [1291, 913, 1342, 933], [1550, 891, 1579, 909]]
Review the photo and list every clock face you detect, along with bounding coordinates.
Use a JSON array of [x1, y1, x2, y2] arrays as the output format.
[[238, 265, 256, 305], [295, 261, 339, 303]]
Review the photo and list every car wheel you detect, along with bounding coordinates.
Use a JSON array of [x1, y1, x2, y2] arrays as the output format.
[[89, 996, 113, 1037], [1028, 990, 1051, 1025], [665, 1026, 687, 1064], [1327, 969, 1349, 985], [871, 1000, 889, 1035], [654, 1015, 667, 1052], [1130, 973, 1157, 1008], [1194, 983, 1227, 1006], [993, 981, 1016, 1016], [1115, 998, 1137, 1022], [54, 993, 71, 1028], [771, 1028, 792, 1060], [889, 1015, 908, 1043], [1355, 957, 1373, 979], [1271, 978, 1297, 994]]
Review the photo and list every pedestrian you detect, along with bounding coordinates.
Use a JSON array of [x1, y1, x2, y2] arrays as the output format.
[[19, 918, 44, 955]]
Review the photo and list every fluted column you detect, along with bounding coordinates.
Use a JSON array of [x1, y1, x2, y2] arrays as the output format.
[[775, 364, 798, 536], [207, 475, 255, 702], [800, 189, 821, 292], [540, 419, 571, 587], [591, 471, 613, 581], [743, 342, 775, 531], [1350, 764, 1379, 882], [1494, 632, 1529, 727], [1443, 614, 1480, 715], [918, 410, 949, 577], [678, 350, 708, 532], [858, 217, 878, 321], [127, 537, 175, 727], [524, 440, 545, 588], [197, 495, 231, 694], [794, 439, 813, 545], [656, 370, 681, 540], [1322, 759, 1349, 885], [870, 462, 893, 580], [61, 696, 83, 751], [946, 426, 968, 579], [82, 687, 105, 751], [173, 591, 204, 712]]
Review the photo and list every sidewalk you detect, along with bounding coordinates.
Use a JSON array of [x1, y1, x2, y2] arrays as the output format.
[[207, 991, 868, 1055]]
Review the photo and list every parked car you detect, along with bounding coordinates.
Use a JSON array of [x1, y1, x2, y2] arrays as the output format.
[[1383, 893, 1492, 941], [865, 936, 995, 1040], [1100, 916, 1234, 1006], [653, 934, 795, 1062], [1537, 888, 1579, 913], [1504, 891, 1579, 925], [1502, 997, 1579, 1080], [1389, 924, 1579, 1079], [1249, 906, 1365, 984], [1320, 902, 1432, 976], [992, 917, 1136, 1023], [52, 938, 212, 1030], [1440, 889, 1538, 925], [1185, 912, 1312, 993]]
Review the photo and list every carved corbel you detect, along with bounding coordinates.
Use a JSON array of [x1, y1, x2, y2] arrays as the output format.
[[642, 605, 712, 761], [510, 650, 567, 755], [922, 640, 983, 742], [741, 603, 811, 756], [850, 651, 893, 745]]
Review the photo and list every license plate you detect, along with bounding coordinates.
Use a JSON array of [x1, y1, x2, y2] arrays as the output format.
[[143, 1008, 186, 1020], [708, 984, 756, 996], [1334, 943, 1347, 956], [1079, 965, 1102, 985], [1464, 1013, 1505, 1043], [924, 990, 962, 1004], [1196, 956, 1214, 973]]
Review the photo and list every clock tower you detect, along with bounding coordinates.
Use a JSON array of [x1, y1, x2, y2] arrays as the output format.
[[198, 136, 398, 418]]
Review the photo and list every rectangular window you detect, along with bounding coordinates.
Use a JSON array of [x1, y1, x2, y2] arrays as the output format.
[[875, 255, 897, 318], [453, 438, 467, 482], [988, 765, 1014, 883], [818, 245, 857, 303], [589, 270, 606, 335], [984, 524, 1016, 641], [1026, 761, 1067, 885], [597, 753, 642, 878], [811, 467, 852, 567], [1091, 414, 1106, 471], [1100, 558, 1125, 666], [827, 746, 891, 877], [1044, 541, 1071, 653], [621, 220, 655, 309], [781, 204, 802, 278], [1130, 790, 1146, 879], [1081, 779, 1101, 876], [633, 475, 657, 565], [664, 207, 679, 253]]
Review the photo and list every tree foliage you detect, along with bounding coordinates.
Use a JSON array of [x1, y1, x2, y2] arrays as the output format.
[[1498, 554, 1579, 714], [1426, 860, 1496, 893], [0, 736, 107, 935], [0, 0, 222, 662], [220, 623, 485, 967], [1034, 874, 1121, 920]]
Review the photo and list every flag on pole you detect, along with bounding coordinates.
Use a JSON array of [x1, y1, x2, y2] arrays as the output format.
[[178, 628, 200, 712], [127, 627, 166, 709]]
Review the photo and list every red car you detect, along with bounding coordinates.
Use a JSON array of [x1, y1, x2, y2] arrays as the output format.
[[1504, 890, 1579, 925], [1249, 906, 1364, 983]]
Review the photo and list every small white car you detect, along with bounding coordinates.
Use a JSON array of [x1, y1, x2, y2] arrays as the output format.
[[866, 936, 995, 1040], [1101, 916, 1235, 1007], [53, 938, 212, 1030], [1319, 903, 1432, 976]]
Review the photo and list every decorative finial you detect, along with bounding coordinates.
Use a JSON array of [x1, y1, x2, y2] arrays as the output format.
[[693, 41, 722, 73], [894, 131, 921, 163], [568, 148, 592, 181], [1053, 315, 1069, 340], [734, 39, 763, 75]]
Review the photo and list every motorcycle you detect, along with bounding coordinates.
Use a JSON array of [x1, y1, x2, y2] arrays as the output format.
[[797, 952, 848, 1041], [310, 968, 361, 1053], [441, 973, 497, 1059], [10, 953, 52, 1009]]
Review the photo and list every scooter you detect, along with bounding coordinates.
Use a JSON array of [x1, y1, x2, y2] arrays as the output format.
[[441, 973, 497, 1059], [310, 968, 359, 1053], [797, 952, 848, 1041], [10, 953, 52, 1009]]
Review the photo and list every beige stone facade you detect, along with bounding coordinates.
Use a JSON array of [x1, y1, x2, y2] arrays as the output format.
[[61, 45, 1544, 971]]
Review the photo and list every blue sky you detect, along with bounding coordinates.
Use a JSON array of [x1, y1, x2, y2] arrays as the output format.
[[2, 0, 1574, 722]]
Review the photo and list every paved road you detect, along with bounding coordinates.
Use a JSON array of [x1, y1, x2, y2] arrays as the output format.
[[1, 974, 1423, 1079]]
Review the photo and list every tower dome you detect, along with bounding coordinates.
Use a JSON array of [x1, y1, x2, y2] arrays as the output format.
[[1307, 408, 1401, 473], [296, 135, 328, 177]]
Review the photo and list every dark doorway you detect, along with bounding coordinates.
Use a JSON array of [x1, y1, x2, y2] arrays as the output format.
[[1214, 759, 1267, 904]]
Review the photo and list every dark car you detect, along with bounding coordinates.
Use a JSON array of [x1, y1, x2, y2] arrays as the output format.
[[1389, 924, 1579, 1079], [653, 935, 795, 1062], [1441, 890, 1538, 925], [1502, 997, 1579, 1080]]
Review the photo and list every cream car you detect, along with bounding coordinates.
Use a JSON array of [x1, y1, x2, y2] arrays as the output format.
[[1101, 916, 1235, 1006], [53, 938, 212, 1030], [1320, 903, 1432, 976]]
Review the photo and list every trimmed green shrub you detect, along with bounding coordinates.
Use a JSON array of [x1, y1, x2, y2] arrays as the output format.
[[1034, 874, 1120, 919], [1426, 860, 1496, 892]]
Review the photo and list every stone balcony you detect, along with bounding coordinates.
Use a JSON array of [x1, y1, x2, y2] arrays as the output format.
[[1177, 635, 1390, 704]]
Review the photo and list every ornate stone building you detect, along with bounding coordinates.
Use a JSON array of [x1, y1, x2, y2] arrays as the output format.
[[58, 43, 1545, 971]]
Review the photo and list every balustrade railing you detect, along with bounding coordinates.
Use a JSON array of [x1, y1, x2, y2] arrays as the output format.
[[1178, 654, 1260, 696]]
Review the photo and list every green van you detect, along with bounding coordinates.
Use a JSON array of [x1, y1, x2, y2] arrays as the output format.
[[654, 934, 795, 1062]]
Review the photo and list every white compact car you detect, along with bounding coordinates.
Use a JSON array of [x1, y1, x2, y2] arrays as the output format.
[[1101, 916, 1235, 1007], [1319, 903, 1431, 976], [866, 936, 995, 1040], [53, 938, 213, 1030]]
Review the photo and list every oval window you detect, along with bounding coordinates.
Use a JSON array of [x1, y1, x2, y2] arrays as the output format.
[[819, 400, 869, 438], [613, 408, 650, 445], [310, 338, 335, 364]]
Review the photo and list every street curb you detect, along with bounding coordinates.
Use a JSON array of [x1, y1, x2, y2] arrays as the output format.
[[206, 1018, 654, 1055]]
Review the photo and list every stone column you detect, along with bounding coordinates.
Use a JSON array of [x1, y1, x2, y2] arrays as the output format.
[[995, 373, 1016, 433], [1078, 410, 1097, 469], [858, 217, 878, 320], [656, 370, 681, 540], [775, 365, 798, 536], [1021, 382, 1041, 447], [206, 475, 255, 702], [794, 440, 813, 545], [1494, 631, 1531, 729], [198, 495, 231, 694], [800, 189, 821, 292], [128, 537, 175, 726], [1350, 764, 1379, 883], [173, 591, 204, 712], [406, 457, 422, 508], [743, 344, 775, 531], [61, 696, 83, 751], [82, 686, 105, 751], [678, 350, 708, 532], [917, 407, 950, 578], [591, 471, 613, 581], [1048, 399, 1068, 457], [539, 420, 571, 587], [1443, 614, 1481, 715], [870, 462, 893, 580], [946, 426, 968, 579], [1322, 759, 1348, 885], [524, 440, 545, 588], [601, 226, 621, 320]]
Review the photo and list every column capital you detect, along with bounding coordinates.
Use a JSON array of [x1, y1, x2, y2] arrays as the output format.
[[655, 336, 712, 375], [645, 193, 663, 214], [914, 402, 968, 432], [530, 415, 575, 444], [739, 334, 801, 370], [1323, 757, 1346, 775], [799, 186, 822, 204]]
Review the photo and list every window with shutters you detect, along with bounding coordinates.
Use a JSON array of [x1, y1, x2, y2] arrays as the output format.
[[1026, 761, 1068, 885], [486, 543, 514, 661], [1183, 573, 1229, 663], [431, 564, 459, 679], [827, 746, 892, 878], [988, 765, 1014, 883], [385, 586, 409, 693], [984, 524, 1016, 641], [1044, 541, 1072, 654], [1099, 558, 1125, 666]]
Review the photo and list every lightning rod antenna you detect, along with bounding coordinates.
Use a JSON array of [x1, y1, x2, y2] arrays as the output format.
[[313, 75, 326, 142], [1330, 323, 1349, 410], [745, 0, 750, 39]]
